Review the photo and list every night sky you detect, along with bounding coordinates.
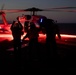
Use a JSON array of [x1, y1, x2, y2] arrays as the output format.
[[0, 0, 76, 23]]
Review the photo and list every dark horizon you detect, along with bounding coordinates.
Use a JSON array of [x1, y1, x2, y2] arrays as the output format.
[[57, 23, 76, 35]]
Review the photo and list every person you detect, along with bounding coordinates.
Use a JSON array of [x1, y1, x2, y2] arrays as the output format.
[[10, 18, 23, 53], [42, 19, 61, 58], [22, 22, 40, 60], [24, 15, 32, 32]]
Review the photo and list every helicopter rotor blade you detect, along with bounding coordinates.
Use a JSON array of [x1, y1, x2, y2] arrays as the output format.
[[0, 6, 76, 13], [41, 6, 76, 12], [0, 9, 25, 13], [45, 6, 76, 10], [43, 9, 76, 12]]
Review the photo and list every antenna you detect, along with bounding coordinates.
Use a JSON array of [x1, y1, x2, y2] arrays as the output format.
[[0, 4, 8, 25], [1, 4, 5, 12]]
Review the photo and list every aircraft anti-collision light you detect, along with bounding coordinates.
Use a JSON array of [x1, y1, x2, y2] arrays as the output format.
[[40, 18, 43, 23]]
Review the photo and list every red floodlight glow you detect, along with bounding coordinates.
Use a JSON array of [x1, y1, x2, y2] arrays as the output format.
[[59, 34, 76, 38], [0, 33, 76, 42]]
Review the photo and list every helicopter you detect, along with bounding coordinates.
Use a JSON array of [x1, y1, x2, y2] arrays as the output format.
[[0, 6, 76, 33]]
